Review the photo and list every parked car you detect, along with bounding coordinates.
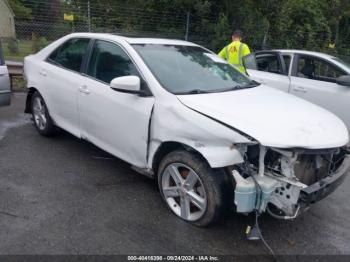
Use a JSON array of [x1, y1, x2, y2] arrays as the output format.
[[24, 33, 350, 226], [0, 40, 11, 107], [243, 50, 350, 130]]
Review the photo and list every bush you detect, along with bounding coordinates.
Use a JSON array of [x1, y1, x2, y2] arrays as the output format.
[[37, 37, 49, 50], [7, 38, 19, 54]]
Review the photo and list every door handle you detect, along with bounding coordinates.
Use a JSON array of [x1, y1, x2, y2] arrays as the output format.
[[39, 69, 47, 76], [292, 86, 307, 93], [79, 85, 90, 94], [258, 79, 266, 84]]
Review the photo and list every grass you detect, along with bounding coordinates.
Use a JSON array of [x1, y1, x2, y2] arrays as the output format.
[[3, 39, 34, 62]]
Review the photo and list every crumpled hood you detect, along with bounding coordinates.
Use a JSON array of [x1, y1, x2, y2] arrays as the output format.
[[177, 85, 349, 149]]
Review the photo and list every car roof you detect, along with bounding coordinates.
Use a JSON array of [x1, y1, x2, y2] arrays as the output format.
[[68, 32, 198, 46], [274, 49, 336, 59]]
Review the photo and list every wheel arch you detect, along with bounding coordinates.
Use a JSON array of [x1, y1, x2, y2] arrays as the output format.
[[24, 87, 38, 113], [151, 141, 210, 176]]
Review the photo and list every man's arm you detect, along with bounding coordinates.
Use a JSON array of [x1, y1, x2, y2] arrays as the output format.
[[243, 44, 251, 57], [218, 46, 227, 59]]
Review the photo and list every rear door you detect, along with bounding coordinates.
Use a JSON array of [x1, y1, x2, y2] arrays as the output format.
[[0, 40, 11, 106], [44, 38, 91, 137], [290, 54, 350, 129], [243, 51, 290, 92]]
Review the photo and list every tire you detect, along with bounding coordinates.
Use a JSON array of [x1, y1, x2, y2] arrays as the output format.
[[31, 91, 56, 137], [157, 150, 228, 227]]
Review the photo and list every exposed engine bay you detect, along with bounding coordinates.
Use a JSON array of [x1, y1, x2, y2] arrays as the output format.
[[231, 145, 350, 219]]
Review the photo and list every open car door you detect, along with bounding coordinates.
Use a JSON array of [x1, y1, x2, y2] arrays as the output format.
[[0, 40, 11, 107], [243, 51, 290, 93]]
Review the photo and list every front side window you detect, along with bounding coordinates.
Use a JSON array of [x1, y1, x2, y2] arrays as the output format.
[[48, 38, 90, 72], [297, 56, 346, 82], [256, 54, 283, 74], [133, 44, 256, 94], [87, 40, 140, 84]]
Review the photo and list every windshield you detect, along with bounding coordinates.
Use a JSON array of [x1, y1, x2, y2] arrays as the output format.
[[332, 57, 350, 71], [133, 44, 258, 94]]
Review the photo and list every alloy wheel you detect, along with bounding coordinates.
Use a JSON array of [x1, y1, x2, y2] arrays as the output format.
[[33, 97, 47, 130], [161, 163, 207, 221]]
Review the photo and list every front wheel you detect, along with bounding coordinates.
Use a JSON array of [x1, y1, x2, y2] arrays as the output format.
[[157, 150, 227, 227]]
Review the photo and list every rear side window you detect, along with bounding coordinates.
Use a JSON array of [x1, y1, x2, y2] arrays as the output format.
[[87, 40, 140, 84], [48, 38, 90, 72]]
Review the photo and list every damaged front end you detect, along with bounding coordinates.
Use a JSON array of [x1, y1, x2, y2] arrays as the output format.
[[231, 145, 350, 219]]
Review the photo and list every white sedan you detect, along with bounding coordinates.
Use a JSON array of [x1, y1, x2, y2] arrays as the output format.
[[24, 33, 350, 226], [243, 50, 350, 130]]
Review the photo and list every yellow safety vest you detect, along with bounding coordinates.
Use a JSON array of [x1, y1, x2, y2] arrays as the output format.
[[218, 41, 251, 73]]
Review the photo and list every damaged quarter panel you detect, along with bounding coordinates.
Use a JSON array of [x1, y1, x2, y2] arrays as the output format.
[[148, 95, 255, 169]]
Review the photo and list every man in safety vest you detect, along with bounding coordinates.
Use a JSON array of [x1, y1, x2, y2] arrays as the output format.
[[218, 29, 251, 74]]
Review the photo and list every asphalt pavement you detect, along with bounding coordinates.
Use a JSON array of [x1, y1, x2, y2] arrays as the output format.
[[0, 93, 350, 257]]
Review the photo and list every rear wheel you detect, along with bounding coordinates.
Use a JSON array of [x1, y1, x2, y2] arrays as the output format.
[[158, 150, 227, 227], [31, 92, 56, 136]]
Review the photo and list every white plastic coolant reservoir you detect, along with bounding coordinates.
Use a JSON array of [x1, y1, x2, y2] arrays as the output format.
[[232, 170, 279, 213]]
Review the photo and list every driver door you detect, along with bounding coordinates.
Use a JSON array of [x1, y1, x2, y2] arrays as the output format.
[[79, 39, 155, 168], [243, 51, 290, 92]]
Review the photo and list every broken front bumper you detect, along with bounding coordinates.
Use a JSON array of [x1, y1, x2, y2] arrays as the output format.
[[232, 152, 350, 217], [299, 155, 350, 205]]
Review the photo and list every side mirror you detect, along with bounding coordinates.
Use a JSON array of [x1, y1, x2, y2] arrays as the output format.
[[110, 75, 143, 95], [336, 75, 350, 87]]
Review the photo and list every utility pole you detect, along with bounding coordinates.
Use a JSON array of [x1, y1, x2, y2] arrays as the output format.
[[262, 24, 269, 50], [87, 0, 91, 32], [185, 12, 190, 41]]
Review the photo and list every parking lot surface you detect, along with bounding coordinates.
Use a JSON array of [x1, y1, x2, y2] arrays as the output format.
[[0, 93, 350, 256]]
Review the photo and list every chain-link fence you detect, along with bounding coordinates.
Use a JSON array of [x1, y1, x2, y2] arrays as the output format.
[[1, 1, 195, 61], [1, 0, 349, 63]]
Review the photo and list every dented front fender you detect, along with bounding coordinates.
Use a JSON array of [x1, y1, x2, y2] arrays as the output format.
[[148, 98, 255, 168]]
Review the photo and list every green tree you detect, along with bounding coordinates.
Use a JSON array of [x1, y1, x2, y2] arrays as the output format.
[[8, 0, 32, 19], [274, 0, 331, 50]]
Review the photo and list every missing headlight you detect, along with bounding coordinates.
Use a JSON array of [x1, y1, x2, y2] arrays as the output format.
[[230, 145, 349, 218]]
